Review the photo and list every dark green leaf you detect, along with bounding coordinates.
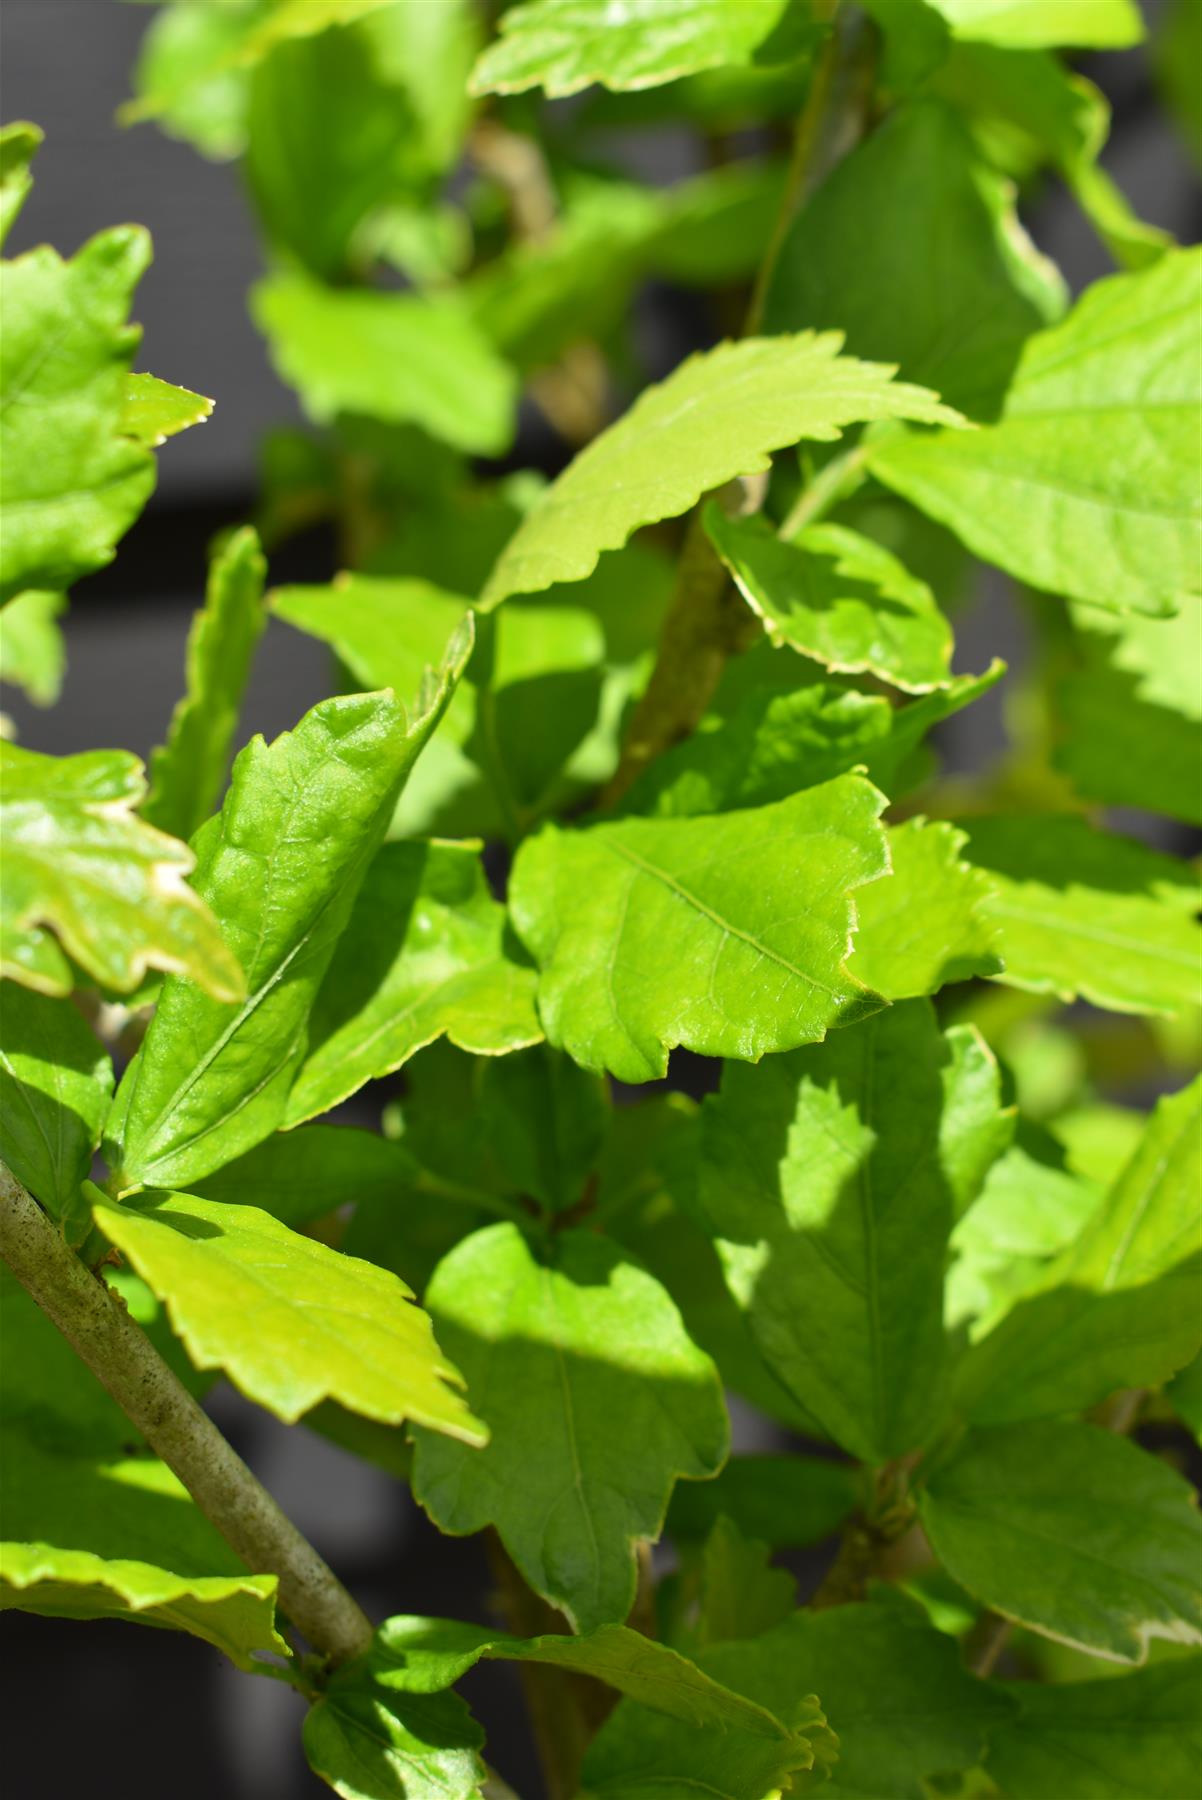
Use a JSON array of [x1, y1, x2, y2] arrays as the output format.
[[0, 982, 111, 1238]]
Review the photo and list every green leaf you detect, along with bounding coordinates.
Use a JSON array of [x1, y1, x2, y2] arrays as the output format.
[[692, 1515, 796, 1647], [192, 1123, 416, 1232], [927, 0, 1143, 45], [482, 334, 964, 607], [764, 99, 1065, 417], [109, 635, 470, 1191], [143, 527, 267, 842], [1168, 1349, 1202, 1446], [470, 0, 823, 99], [920, 1421, 1202, 1662], [510, 775, 889, 1083], [0, 742, 244, 1001], [1159, 0, 1202, 167], [1, 226, 156, 603], [665, 1453, 857, 1549], [124, 1, 253, 160], [700, 1000, 1010, 1463], [251, 273, 517, 457], [956, 1077, 1202, 1423], [91, 1186, 485, 1442], [0, 1420, 284, 1670], [0, 982, 111, 1237], [411, 1221, 728, 1633], [586, 1598, 1005, 1798], [705, 513, 955, 693], [1055, 603, 1202, 826], [985, 1656, 1202, 1797], [870, 250, 1202, 616], [847, 817, 1002, 998], [304, 1679, 485, 1800], [121, 370, 214, 446], [0, 589, 66, 706], [459, 1043, 607, 1216], [283, 840, 541, 1126], [0, 120, 41, 248], [961, 813, 1202, 1018]]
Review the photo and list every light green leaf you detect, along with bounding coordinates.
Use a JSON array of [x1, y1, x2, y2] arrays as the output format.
[[1056, 603, 1202, 826], [848, 817, 1002, 998], [304, 1678, 484, 1800], [411, 1221, 728, 1633], [124, 1, 252, 159], [957, 1077, 1202, 1422], [870, 249, 1202, 616], [482, 334, 964, 607], [237, 0, 405, 63], [121, 371, 213, 447], [0, 120, 41, 248], [143, 527, 266, 842], [705, 513, 955, 692], [470, 0, 822, 98], [0, 742, 244, 1001], [0, 589, 66, 706], [252, 273, 517, 457], [1, 227, 156, 604], [961, 813, 1202, 1018], [585, 1599, 1006, 1798], [764, 99, 1065, 417], [510, 775, 890, 1083], [928, 0, 1143, 45], [91, 1186, 485, 1443], [921, 1421, 1202, 1662], [284, 839, 541, 1125], [109, 635, 470, 1191], [0, 982, 111, 1237], [0, 1421, 284, 1669], [666, 1453, 857, 1549], [701, 1000, 1010, 1462], [192, 1124, 416, 1232], [985, 1656, 1202, 1798]]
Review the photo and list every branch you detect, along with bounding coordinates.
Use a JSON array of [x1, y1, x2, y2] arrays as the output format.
[[0, 1160, 373, 1669]]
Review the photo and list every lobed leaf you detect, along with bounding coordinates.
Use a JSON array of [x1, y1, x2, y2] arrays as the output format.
[[0, 742, 243, 1001], [847, 817, 1003, 998], [91, 1187, 485, 1443]]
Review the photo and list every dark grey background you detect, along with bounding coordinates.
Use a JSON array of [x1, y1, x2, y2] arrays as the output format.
[[1, 4, 1198, 1796]]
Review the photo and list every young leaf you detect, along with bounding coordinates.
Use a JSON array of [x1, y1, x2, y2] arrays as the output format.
[[283, 840, 541, 1126], [470, 0, 824, 99], [252, 273, 517, 457], [586, 1598, 1007, 1798], [120, 371, 213, 447], [984, 1656, 1202, 1798], [764, 99, 1065, 416], [191, 1124, 416, 1232], [109, 634, 470, 1191], [410, 1221, 729, 1634], [1, 226, 156, 603], [509, 774, 890, 1083], [0, 589, 67, 705], [693, 1515, 797, 1646], [143, 526, 267, 842], [0, 120, 41, 248], [704, 513, 955, 693], [847, 817, 1002, 998], [0, 982, 112, 1238], [0, 1422, 284, 1670], [0, 742, 243, 1002], [482, 334, 964, 607], [700, 1000, 1010, 1462], [90, 1187, 485, 1443], [956, 1077, 1202, 1422], [962, 813, 1202, 1018], [870, 249, 1202, 615], [926, 0, 1143, 46], [920, 1421, 1202, 1662]]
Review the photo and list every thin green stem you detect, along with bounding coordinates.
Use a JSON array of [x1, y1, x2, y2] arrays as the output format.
[[0, 1160, 374, 1669], [778, 440, 871, 540]]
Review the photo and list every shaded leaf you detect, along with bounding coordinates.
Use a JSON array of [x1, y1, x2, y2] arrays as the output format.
[[143, 526, 266, 842], [192, 1123, 415, 1232], [483, 334, 963, 606], [921, 1421, 1202, 1662], [411, 1221, 728, 1633], [692, 1515, 796, 1646], [304, 1680, 484, 1800], [701, 1000, 1010, 1462], [870, 249, 1202, 615], [0, 742, 243, 1001], [665, 1453, 857, 1549], [0, 982, 111, 1238], [848, 817, 1002, 998], [91, 1186, 485, 1442]]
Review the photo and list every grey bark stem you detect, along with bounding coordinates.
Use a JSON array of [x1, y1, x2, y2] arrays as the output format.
[[0, 1160, 373, 1668]]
